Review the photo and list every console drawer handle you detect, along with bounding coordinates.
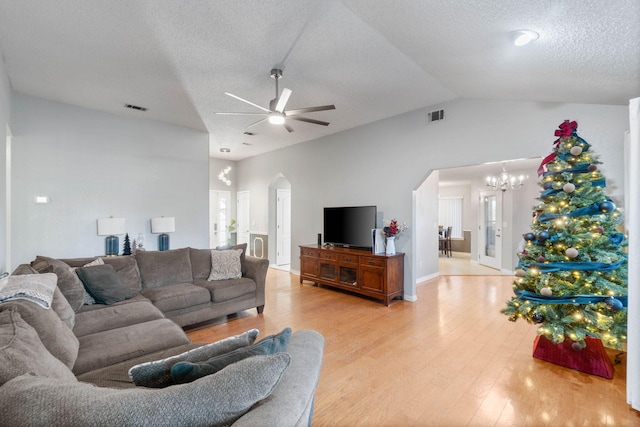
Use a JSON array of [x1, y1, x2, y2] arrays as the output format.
[[345, 257, 351, 262], [368, 261, 375, 265]]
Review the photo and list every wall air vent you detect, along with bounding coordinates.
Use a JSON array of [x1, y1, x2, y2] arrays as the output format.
[[427, 109, 444, 124], [124, 104, 147, 112]]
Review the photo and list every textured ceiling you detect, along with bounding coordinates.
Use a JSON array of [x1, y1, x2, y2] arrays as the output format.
[[0, 0, 638, 160]]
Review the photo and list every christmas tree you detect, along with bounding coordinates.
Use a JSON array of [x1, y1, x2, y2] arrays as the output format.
[[122, 233, 132, 256], [502, 120, 628, 351]]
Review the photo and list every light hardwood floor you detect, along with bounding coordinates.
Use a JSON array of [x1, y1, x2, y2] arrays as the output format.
[[186, 268, 639, 426]]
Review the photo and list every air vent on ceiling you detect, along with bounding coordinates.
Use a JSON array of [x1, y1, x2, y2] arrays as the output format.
[[427, 109, 444, 124], [124, 104, 147, 112]]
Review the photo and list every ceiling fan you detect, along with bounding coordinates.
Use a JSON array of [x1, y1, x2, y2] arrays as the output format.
[[214, 68, 335, 133]]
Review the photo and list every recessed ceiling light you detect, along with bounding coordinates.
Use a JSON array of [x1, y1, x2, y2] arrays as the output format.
[[242, 142, 252, 146], [512, 30, 539, 46], [220, 148, 230, 153]]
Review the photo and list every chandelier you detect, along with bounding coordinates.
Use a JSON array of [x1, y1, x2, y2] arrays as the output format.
[[486, 165, 525, 192]]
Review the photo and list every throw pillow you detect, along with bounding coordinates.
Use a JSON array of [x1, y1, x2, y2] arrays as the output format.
[[1, 353, 290, 427], [0, 309, 77, 386], [128, 328, 259, 388], [75, 264, 133, 305], [171, 327, 291, 384], [208, 249, 243, 281], [30, 256, 86, 312], [76, 258, 104, 305], [216, 243, 248, 275]]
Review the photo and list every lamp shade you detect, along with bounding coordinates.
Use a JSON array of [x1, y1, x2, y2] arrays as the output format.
[[151, 217, 175, 234], [97, 218, 126, 236]]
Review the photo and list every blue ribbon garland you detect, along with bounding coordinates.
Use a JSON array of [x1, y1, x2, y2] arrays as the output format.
[[540, 178, 606, 197], [514, 290, 627, 307], [538, 201, 610, 223], [519, 260, 624, 273], [543, 163, 593, 177]]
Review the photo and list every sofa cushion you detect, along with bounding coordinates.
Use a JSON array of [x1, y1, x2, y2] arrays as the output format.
[[136, 248, 193, 289], [0, 310, 77, 386], [171, 328, 291, 384], [0, 272, 57, 309], [30, 256, 86, 312], [197, 277, 257, 303], [72, 296, 165, 338], [76, 264, 133, 304], [73, 318, 190, 375], [1, 299, 79, 369], [10, 265, 75, 329], [208, 249, 243, 281], [128, 328, 259, 388], [1, 353, 291, 427], [141, 283, 210, 313]]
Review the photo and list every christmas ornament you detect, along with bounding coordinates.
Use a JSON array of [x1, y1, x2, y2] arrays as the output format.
[[563, 183, 576, 193], [540, 287, 553, 297], [571, 342, 583, 352], [565, 247, 579, 259], [599, 200, 616, 213], [543, 182, 553, 190], [588, 164, 597, 172], [531, 313, 544, 324], [594, 226, 604, 234], [537, 231, 550, 242], [605, 297, 624, 311], [515, 269, 526, 277], [524, 232, 535, 241], [537, 256, 546, 263], [570, 146, 583, 156]]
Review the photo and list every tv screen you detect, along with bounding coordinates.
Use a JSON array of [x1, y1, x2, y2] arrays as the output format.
[[323, 206, 377, 249]]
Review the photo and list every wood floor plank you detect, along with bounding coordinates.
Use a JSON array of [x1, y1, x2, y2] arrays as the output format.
[[185, 268, 640, 426]]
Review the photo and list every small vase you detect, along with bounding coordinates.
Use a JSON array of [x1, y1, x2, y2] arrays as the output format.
[[385, 236, 396, 255]]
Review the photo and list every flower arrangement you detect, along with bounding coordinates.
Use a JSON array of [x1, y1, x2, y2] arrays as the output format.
[[382, 219, 408, 238]]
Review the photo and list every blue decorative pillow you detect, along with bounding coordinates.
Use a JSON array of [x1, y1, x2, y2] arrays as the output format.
[[171, 328, 291, 384]]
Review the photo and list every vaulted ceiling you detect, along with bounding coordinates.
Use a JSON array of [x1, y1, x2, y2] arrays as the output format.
[[0, 1, 638, 160]]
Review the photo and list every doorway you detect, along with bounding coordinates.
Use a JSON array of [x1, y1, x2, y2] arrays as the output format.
[[236, 191, 250, 245], [209, 190, 231, 247], [276, 188, 291, 266], [478, 191, 502, 270]]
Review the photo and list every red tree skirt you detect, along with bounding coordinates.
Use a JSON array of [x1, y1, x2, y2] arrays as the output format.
[[532, 336, 614, 379]]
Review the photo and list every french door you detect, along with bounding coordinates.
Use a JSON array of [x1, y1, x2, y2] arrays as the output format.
[[478, 191, 502, 270]]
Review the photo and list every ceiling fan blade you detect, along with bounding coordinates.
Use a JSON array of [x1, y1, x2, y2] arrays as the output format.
[[285, 105, 335, 116], [283, 123, 295, 133], [225, 92, 271, 113], [246, 118, 269, 129], [214, 112, 268, 116], [288, 116, 330, 126], [275, 88, 292, 113]]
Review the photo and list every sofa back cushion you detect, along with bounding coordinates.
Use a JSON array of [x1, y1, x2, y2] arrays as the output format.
[[30, 256, 86, 312], [60, 256, 143, 294], [0, 309, 77, 386], [135, 248, 193, 289], [0, 298, 79, 369]]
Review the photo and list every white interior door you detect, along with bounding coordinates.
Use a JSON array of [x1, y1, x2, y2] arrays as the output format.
[[478, 191, 502, 270], [237, 191, 250, 245], [276, 189, 291, 266], [209, 190, 230, 247]]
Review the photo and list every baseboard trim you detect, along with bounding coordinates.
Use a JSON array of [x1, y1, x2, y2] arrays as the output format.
[[416, 272, 439, 285]]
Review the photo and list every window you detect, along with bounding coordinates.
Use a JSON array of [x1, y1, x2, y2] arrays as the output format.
[[438, 196, 463, 239]]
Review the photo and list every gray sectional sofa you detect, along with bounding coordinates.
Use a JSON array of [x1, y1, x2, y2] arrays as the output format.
[[0, 246, 325, 426]]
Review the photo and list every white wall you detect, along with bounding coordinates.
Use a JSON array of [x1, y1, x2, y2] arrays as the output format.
[[0, 55, 12, 273], [10, 94, 209, 265], [237, 98, 628, 300]]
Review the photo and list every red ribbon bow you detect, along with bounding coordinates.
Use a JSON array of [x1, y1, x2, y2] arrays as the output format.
[[553, 120, 578, 145]]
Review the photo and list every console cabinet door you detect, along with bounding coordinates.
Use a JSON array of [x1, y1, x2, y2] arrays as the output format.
[[360, 265, 385, 294], [301, 256, 318, 278]]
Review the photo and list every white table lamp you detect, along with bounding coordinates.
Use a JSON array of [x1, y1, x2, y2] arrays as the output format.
[[151, 217, 175, 251], [97, 217, 126, 256]]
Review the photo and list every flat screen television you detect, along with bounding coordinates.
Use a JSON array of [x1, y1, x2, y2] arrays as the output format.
[[323, 206, 377, 250]]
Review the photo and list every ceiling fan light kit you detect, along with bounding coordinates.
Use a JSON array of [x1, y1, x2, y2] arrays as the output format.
[[512, 30, 539, 46], [215, 69, 335, 133]]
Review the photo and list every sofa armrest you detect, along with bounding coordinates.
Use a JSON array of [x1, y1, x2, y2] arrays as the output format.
[[244, 256, 269, 309]]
